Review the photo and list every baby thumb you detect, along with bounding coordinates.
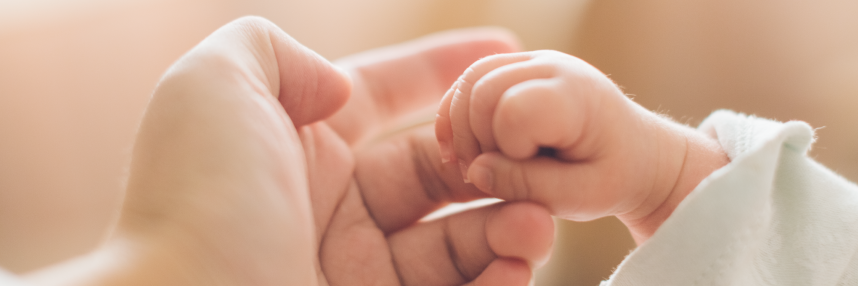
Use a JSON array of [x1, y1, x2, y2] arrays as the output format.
[[467, 152, 611, 221]]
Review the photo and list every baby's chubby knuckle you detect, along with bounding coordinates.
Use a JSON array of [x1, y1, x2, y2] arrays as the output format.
[[448, 95, 472, 124], [471, 53, 508, 68], [451, 134, 480, 161], [510, 163, 535, 201], [498, 86, 554, 127], [448, 117, 480, 158], [459, 60, 489, 87], [450, 121, 475, 142], [526, 51, 597, 78], [490, 161, 531, 202], [551, 56, 608, 81], [530, 50, 578, 63], [459, 65, 479, 84], [468, 51, 536, 77]]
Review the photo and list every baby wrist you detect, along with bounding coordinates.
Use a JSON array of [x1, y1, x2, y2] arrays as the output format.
[[620, 120, 729, 244]]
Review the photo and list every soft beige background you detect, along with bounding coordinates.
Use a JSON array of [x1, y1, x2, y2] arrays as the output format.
[[1, 1, 856, 285]]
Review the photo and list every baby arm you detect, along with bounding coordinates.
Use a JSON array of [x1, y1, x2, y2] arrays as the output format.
[[435, 51, 729, 243]]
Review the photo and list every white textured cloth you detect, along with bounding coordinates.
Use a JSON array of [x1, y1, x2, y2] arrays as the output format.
[[603, 110, 858, 286], [0, 268, 22, 286]]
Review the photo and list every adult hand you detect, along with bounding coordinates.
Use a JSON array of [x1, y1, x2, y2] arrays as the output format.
[[317, 27, 555, 285], [24, 17, 553, 286]]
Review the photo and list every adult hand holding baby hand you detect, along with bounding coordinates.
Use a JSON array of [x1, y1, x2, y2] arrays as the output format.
[[25, 17, 554, 286], [307, 24, 556, 286], [436, 50, 730, 244]]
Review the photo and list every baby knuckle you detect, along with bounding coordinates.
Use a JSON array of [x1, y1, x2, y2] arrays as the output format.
[[460, 65, 479, 83], [509, 164, 534, 201]]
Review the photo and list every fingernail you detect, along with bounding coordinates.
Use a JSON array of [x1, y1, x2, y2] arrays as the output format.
[[439, 141, 453, 164], [468, 163, 494, 194], [459, 161, 470, 183]]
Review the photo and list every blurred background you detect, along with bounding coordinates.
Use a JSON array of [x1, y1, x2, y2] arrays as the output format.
[[1, 0, 856, 285]]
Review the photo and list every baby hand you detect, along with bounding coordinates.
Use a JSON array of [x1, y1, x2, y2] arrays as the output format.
[[435, 51, 728, 243]]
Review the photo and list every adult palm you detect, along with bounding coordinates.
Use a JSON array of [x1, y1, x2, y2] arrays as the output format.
[[314, 27, 555, 286], [25, 17, 552, 286]]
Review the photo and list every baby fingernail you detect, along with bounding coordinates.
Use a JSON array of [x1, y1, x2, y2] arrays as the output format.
[[459, 161, 471, 183], [469, 163, 494, 194], [439, 141, 453, 164]]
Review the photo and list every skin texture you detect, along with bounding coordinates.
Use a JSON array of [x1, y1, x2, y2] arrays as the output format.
[[22, 18, 554, 285], [436, 50, 730, 244]]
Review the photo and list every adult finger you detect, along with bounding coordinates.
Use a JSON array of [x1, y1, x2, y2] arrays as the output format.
[[330, 27, 520, 144], [125, 15, 339, 234], [172, 16, 351, 128], [121, 16, 343, 285], [269, 30, 352, 127], [354, 124, 488, 233], [387, 202, 554, 286], [462, 259, 531, 286]]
